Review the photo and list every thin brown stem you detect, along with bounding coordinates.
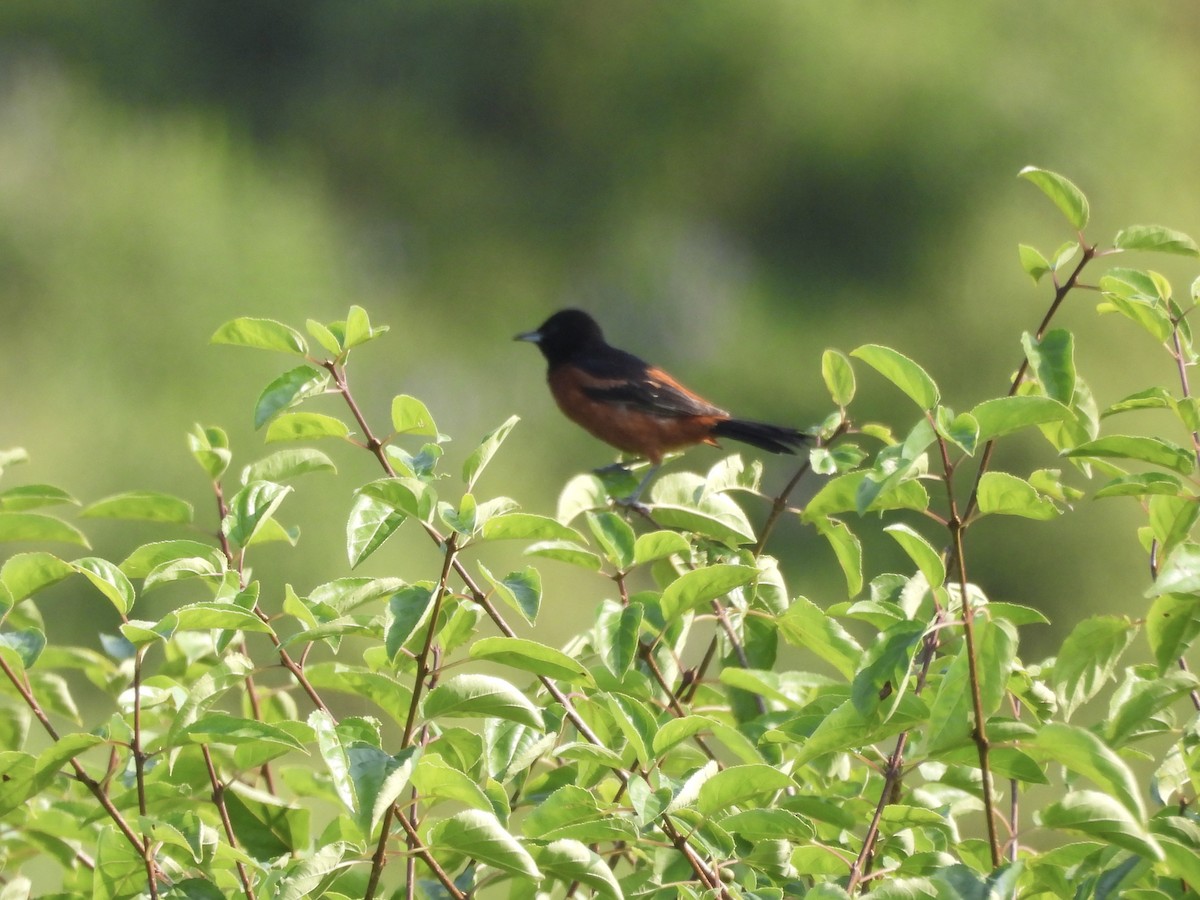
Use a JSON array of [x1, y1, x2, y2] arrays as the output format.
[[949, 518, 1002, 866], [131, 649, 160, 899], [202, 745, 256, 900], [754, 419, 850, 555], [363, 805, 395, 900], [962, 243, 1096, 522], [0, 653, 155, 873]]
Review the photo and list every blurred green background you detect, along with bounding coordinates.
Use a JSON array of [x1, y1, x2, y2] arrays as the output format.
[[3, 2, 1200, 658]]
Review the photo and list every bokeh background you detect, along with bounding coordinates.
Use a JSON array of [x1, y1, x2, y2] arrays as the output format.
[[3, 2, 1200, 660]]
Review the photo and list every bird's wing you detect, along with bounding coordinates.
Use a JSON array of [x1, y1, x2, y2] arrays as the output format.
[[579, 362, 727, 419]]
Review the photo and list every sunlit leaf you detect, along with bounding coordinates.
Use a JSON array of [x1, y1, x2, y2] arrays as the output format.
[[822, 349, 856, 407], [850, 344, 939, 410], [211, 317, 307, 355], [81, 491, 193, 524], [1114, 224, 1199, 256], [1018, 166, 1089, 229]]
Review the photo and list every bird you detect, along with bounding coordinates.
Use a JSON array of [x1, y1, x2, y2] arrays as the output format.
[[515, 309, 807, 502]]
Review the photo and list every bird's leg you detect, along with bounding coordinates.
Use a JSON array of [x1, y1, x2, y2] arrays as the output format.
[[615, 462, 660, 511]]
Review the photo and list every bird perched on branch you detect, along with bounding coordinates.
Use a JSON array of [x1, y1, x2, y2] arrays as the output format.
[[516, 309, 807, 500]]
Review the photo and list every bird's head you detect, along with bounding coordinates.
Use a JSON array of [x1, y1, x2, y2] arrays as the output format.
[[515, 308, 606, 364]]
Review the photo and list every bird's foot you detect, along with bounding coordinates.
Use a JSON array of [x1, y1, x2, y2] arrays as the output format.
[[611, 494, 652, 517]]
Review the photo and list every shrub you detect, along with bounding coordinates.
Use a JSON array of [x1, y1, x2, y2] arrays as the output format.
[[1, 168, 1198, 898]]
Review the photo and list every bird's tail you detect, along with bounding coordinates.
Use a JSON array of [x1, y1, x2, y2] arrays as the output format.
[[711, 418, 808, 455]]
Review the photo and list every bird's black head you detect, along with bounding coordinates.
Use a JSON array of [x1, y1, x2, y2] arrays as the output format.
[[514, 309, 606, 366]]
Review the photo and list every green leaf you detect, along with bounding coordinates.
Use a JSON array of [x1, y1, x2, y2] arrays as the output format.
[[1094, 472, 1182, 499], [722, 808, 815, 842], [0, 484, 78, 512], [803, 469, 930, 520], [1114, 224, 1200, 257], [884, 523, 945, 589], [1, 552, 74, 602], [223, 481, 292, 548], [525, 540, 603, 571], [934, 408, 978, 456], [306, 318, 342, 354], [265, 412, 351, 442], [477, 562, 541, 625], [790, 694, 929, 766], [178, 713, 307, 752], [652, 715, 718, 755], [73, 557, 135, 615], [479, 512, 583, 544], [971, 396, 1072, 442], [822, 349, 856, 406], [633, 530, 691, 565], [606, 694, 657, 771], [253, 365, 329, 429], [385, 583, 436, 658], [222, 783, 309, 860], [412, 754, 493, 814], [242, 448, 336, 484], [346, 495, 406, 568], [169, 602, 274, 635], [0, 513, 88, 547], [648, 472, 756, 545], [1018, 166, 1089, 229], [1022, 329, 1076, 405], [0, 628, 46, 668], [358, 477, 434, 520], [776, 596, 863, 680], [522, 784, 603, 839], [1147, 593, 1200, 674], [586, 511, 636, 570], [659, 564, 758, 620], [1018, 243, 1052, 282], [211, 317, 307, 355], [469, 637, 590, 683], [850, 344, 939, 410], [851, 619, 926, 719], [81, 491, 193, 524], [1102, 386, 1175, 417], [1064, 435, 1195, 475], [463, 415, 519, 491], [1053, 616, 1137, 719], [424, 674, 544, 729], [536, 840, 621, 899], [429, 809, 541, 879], [187, 424, 231, 480], [1027, 724, 1147, 816], [342, 305, 389, 350], [1147, 542, 1200, 597], [596, 601, 642, 678], [1038, 790, 1161, 859], [391, 395, 439, 437], [975, 472, 1058, 520], [814, 517, 863, 597], [697, 764, 796, 816], [346, 744, 419, 839], [1106, 671, 1198, 746]]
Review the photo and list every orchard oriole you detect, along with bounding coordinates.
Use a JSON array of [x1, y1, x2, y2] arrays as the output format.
[[516, 309, 806, 500]]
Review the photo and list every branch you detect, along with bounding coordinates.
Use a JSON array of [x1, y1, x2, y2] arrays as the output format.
[[202, 745, 256, 900]]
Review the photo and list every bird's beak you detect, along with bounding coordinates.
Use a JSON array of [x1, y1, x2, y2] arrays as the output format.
[[514, 329, 542, 343]]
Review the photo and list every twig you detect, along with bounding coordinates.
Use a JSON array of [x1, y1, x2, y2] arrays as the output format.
[[962, 243, 1096, 522], [202, 745, 256, 900]]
